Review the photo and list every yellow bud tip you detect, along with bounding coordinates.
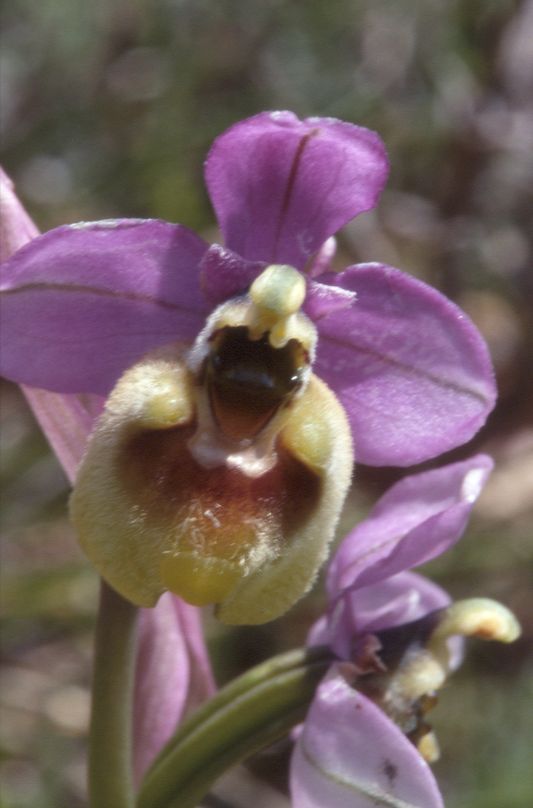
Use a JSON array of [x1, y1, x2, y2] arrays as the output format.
[[417, 730, 440, 764], [432, 598, 521, 645], [250, 265, 306, 317]]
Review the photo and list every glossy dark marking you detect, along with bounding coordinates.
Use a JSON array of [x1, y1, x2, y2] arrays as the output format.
[[206, 326, 307, 440]]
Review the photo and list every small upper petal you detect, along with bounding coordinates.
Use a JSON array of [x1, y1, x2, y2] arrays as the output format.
[[327, 454, 494, 597], [205, 111, 388, 269], [303, 279, 356, 320], [200, 243, 356, 321], [0, 219, 209, 394], [315, 264, 497, 466], [199, 243, 265, 307], [291, 666, 443, 808]]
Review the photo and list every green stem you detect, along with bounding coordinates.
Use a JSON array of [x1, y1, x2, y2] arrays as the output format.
[[137, 647, 333, 808], [89, 580, 138, 808]]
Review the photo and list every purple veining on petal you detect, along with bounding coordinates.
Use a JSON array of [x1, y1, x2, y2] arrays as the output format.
[[315, 264, 497, 466], [205, 111, 389, 269], [291, 666, 444, 808], [327, 455, 494, 598], [1, 220, 209, 394]]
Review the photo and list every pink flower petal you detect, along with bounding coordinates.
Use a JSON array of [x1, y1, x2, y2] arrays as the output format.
[[307, 236, 337, 278], [315, 264, 497, 466], [133, 595, 216, 783], [205, 111, 388, 269], [327, 455, 494, 597], [304, 279, 356, 320], [199, 243, 265, 307], [1, 168, 101, 479], [174, 597, 217, 709], [0, 167, 40, 259], [133, 593, 190, 783], [291, 666, 443, 808], [200, 243, 356, 321], [23, 387, 102, 483], [1, 220, 208, 394], [325, 572, 453, 660]]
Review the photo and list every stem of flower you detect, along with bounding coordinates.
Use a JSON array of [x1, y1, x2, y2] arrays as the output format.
[[136, 647, 333, 808], [89, 579, 139, 808]]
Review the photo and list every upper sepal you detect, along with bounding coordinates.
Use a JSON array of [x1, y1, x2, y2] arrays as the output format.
[[205, 111, 388, 269]]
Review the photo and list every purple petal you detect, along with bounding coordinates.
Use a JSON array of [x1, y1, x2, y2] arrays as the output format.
[[315, 264, 497, 466], [133, 594, 190, 783], [307, 236, 337, 278], [199, 243, 265, 307], [325, 572, 453, 660], [200, 243, 356, 322], [0, 167, 40, 259], [133, 595, 216, 783], [327, 455, 494, 597], [304, 279, 356, 321], [291, 666, 444, 808], [205, 111, 388, 269], [1, 220, 208, 394], [0, 168, 99, 481], [175, 597, 217, 708], [23, 387, 102, 483], [306, 615, 330, 649]]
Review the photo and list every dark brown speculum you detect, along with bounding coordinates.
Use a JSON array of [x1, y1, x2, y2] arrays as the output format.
[[205, 325, 308, 441]]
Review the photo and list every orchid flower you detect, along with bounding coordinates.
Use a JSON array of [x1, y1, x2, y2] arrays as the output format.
[[0, 168, 215, 784], [291, 455, 520, 808], [0, 112, 496, 627]]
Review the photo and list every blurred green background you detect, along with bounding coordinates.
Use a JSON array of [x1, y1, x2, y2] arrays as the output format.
[[1, 1, 532, 806]]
